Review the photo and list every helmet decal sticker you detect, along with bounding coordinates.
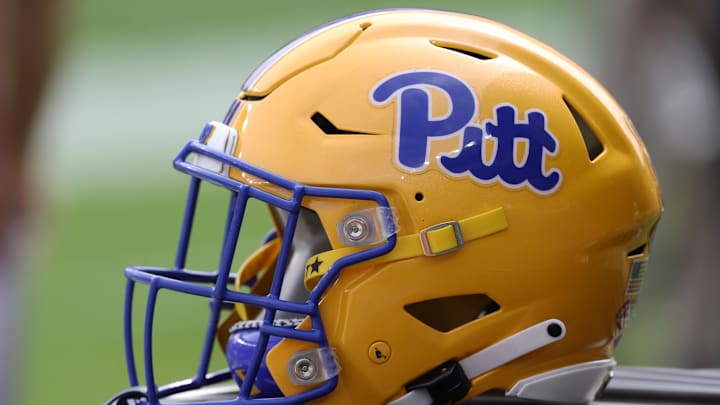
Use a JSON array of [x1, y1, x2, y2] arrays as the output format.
[[372, 70, 562, 194], [441, 104, 562, 194], [371, 70, 478, 171], [305, 256, 324, 277]]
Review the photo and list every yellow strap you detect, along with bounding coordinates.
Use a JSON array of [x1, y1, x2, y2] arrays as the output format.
[[217, 239, 280, 350], [233, 238, 281, 321], [304, 207, 508, 290]]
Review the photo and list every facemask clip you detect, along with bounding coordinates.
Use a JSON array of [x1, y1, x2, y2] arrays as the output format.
[[193, 121, 238, 176], [337, 207, 398, 246], [287, 347, 341, 386]]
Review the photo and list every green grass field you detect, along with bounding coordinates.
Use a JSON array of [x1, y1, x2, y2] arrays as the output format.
[[19, 1, 679, 404]]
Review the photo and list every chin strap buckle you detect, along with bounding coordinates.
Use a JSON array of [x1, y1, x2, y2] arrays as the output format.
[[406, 360, 471, 405], [419, 221, 464, 256]]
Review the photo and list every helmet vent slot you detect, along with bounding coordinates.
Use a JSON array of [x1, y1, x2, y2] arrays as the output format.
[[627, 243, 647, 257], [404, 294, 500, 332], [311, 112, 376, 135], [241, 94, 266, 101], [430, 40, 495, 61], [563, 97, 605, 161]]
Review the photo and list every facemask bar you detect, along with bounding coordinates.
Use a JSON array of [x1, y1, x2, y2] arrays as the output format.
[[121, 128, 397, 404]]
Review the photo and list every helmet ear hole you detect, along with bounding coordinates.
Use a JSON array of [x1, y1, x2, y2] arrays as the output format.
[[404, 294, 500, 333]]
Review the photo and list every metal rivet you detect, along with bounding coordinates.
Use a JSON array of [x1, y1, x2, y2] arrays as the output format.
[[293, 357, 317, 381], [343, 216, 369, 242], [368, 341, 391, 364]]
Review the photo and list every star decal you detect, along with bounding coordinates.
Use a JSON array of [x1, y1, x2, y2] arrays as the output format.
[[306, 256, 323, 275]]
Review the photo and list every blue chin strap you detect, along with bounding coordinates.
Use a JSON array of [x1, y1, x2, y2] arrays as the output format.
[[118, 122, 397, 405]]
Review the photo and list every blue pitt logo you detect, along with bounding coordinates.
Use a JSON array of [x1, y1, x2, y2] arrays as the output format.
[[371, 70, 562, 194]]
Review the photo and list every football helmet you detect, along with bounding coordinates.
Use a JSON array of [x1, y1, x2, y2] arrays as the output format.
[[112, 9, 662, 405]]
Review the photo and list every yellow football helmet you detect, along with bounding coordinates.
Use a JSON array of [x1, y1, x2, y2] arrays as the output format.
[[115, 9, 662, 405]]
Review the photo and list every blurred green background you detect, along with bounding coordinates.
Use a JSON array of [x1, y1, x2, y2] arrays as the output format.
[[17, 0, 718, 404]]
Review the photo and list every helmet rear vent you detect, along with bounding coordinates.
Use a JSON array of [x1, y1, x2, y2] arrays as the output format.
[[564, 97, 605, 161], [430, 40, 495, 61], [627, 243, 647, 257], [404, 294, 500, 333]]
